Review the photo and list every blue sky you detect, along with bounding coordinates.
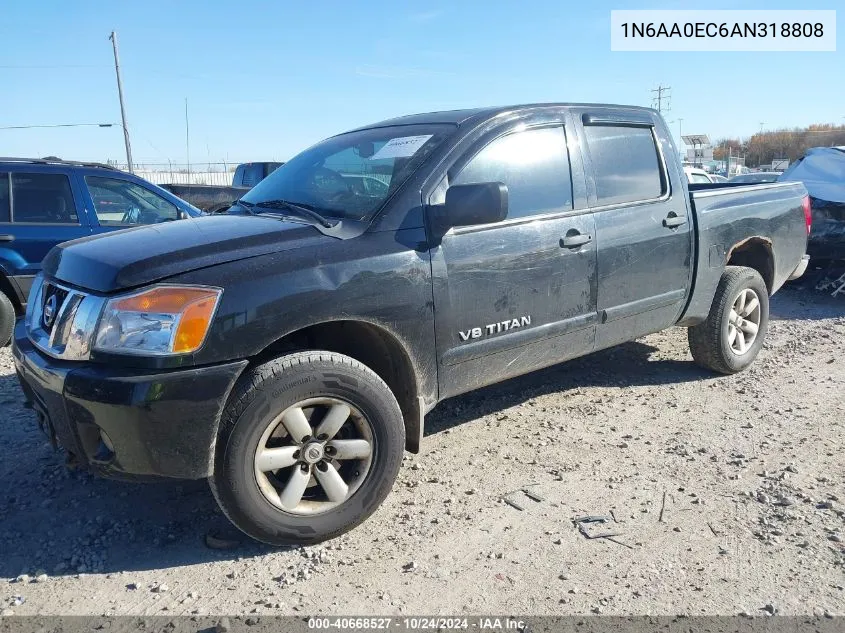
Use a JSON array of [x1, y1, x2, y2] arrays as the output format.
[[0, 0, 841, 167]]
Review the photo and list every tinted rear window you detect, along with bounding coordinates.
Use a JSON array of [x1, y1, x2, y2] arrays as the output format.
[[12, 173, 78, 224], [584, 125, 665, 205], [238, 165, 262, 187]]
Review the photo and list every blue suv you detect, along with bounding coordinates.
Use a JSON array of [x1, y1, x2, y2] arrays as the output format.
[[0, 158, 202, 345]]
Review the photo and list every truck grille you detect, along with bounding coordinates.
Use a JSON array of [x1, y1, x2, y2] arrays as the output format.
[[27, 276, 105, 361], [40, 282, 70, 334]]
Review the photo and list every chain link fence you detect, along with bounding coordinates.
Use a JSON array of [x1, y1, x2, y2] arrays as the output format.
[[108, 162, 238, 186]]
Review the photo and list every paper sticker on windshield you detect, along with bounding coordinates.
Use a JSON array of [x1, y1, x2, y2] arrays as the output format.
[[370, 135, 433, 160]]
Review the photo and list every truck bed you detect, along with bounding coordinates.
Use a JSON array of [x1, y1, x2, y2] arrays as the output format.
[[160, 183, 248, 213], [680, 180, 809, 325]]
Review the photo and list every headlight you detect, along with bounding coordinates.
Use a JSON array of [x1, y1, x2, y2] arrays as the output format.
[[94, 285, 222, 356]]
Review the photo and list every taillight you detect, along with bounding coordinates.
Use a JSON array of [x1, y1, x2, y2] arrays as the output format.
[[802, 195, 812, 235]]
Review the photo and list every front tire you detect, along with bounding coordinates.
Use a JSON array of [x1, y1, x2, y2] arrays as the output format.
[[210, 351, 405, 546], [0, 290, 15, 347], [688, 266, 770, 374]]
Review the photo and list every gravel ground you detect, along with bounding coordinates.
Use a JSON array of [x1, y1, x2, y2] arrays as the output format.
[[1, 286, 843, 617]]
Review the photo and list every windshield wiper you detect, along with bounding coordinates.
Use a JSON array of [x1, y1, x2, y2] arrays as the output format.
[[252, 199, 335, 228], [232, 198, 256, 213]]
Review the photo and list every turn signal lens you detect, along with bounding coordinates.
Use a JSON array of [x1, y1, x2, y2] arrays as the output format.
[[94, 285, 222, 356], [174, 293, 219, 352]]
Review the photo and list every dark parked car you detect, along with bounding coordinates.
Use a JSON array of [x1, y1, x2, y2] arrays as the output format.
[[729, 172, 781, 184], [161, 161, 283, 213], [13, 104, 810, 545], [0, 158, 202, 345], [778, 146, 845, 261]]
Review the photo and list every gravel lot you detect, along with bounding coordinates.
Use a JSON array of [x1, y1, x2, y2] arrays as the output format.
[[1, 286, 843, 617]]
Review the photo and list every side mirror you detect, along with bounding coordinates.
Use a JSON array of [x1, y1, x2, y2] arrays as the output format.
[[442, 182, 508, 228]]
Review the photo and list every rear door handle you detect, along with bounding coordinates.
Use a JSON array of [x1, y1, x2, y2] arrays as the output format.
[[663, 213, 688, 228], [0, 234, 15, 242], [560, 232, 593, 248]]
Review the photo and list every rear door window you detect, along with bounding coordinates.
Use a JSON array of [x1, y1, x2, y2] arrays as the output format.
[[11, 173, 79, 224], [583, 125, 666, 205], [85, 176, 179, 225]]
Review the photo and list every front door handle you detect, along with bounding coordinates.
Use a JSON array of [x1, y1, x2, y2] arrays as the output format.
[[663, 212, 688, 228], [560, 232, 593, 248], [0, 234, 15, 242]]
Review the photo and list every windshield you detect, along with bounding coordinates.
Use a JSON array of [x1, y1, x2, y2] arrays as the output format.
[[242, 124, 454, 221]]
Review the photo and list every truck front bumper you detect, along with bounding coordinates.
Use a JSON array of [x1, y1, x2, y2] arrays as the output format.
[[11, 319, 247, 480], [788, 254, 810, 281]]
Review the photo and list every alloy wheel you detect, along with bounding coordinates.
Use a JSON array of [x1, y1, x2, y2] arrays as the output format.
[[253, 397, 374, 515], [727, 288, 761, 355]]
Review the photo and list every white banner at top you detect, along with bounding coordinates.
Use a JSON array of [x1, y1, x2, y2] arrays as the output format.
[[610, 10, 836, 52]]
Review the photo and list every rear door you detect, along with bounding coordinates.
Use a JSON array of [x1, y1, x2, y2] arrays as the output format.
[[1, 168, 92, 301], [427, 110, 597, 398], [575, 109, 693, 350]]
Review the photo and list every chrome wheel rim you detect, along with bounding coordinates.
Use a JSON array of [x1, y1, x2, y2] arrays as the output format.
[[727, 288, 761, 355], [253, 397, 374, 516]]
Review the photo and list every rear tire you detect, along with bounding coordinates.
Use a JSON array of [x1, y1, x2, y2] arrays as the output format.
[[210, 351, 405, 546], [688, 266, 769, 374], [0, 291, 15, 347]]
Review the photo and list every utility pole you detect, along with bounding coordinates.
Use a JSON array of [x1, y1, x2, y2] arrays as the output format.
[[185, 98, 191, 181], [651, 84, 671, 113], [108, 31, 134, 173]]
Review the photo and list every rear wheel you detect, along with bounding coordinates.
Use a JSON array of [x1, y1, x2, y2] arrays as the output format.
[[210, 351, 405, 545], [0, 290, 15, 347], [688, 266, 769, 374]]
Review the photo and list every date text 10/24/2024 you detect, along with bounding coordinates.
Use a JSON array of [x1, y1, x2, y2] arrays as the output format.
[[307, 618, 527, 630]]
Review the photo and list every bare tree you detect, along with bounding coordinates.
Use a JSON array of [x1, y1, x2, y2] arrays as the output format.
[[713, 123, 845, 167]]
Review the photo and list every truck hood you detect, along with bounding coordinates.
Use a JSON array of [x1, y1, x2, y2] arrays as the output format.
[[43, 215, 329, 293]]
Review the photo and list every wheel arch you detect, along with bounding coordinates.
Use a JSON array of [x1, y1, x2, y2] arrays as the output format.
[[251, 318, 424, 453], [726, 237, 775, 294]]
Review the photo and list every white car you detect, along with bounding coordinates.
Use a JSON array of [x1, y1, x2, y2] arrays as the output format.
[[684, 167, 714, 184]]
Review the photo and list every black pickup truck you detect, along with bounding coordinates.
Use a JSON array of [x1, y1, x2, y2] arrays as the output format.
[[13, 104, 810, 545], [160, 161, 283, 213]]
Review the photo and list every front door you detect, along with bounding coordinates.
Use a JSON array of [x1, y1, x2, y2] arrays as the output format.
[[428, 120, 598, 399]]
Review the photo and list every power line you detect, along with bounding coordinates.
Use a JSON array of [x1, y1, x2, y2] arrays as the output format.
[[0, 122, 120, 130], [651, 85, 671, 113], [0, 64, 108, 69]]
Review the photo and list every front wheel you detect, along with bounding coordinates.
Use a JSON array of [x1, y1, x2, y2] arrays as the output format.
[[688, 266, 770, 374], [0, 290, 15, 347], [210, 351, 405, 545]]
